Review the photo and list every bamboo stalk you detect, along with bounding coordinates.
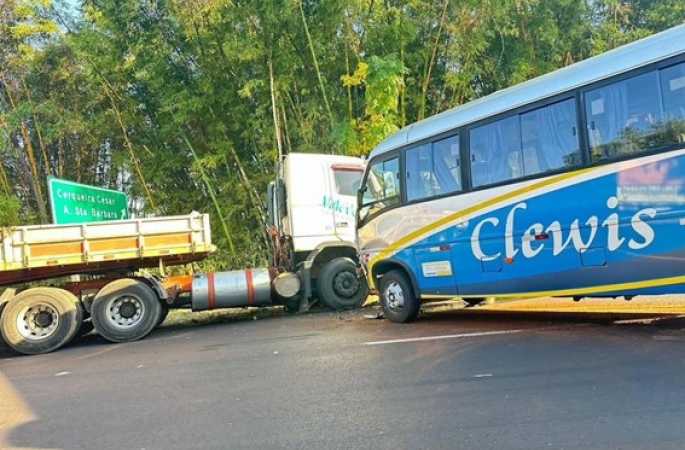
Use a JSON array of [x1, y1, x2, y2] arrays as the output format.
[[106, 92, 157, 211], [1, 72, 48, 223], [298, 0, 334, 136], [268, 52, 284, 159], [182, 134, 235, 254], [418, 0, 449, 120], [21, 75, 51, 177]]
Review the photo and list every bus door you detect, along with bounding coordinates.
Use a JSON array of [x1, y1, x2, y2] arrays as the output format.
[[413, 239, 459, 297], [405, 137, 462, 297]]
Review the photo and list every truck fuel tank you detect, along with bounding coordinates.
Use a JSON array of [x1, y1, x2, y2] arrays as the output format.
[[191, 268, 301, 311]]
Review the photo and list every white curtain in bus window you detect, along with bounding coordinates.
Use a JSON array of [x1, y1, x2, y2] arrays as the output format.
[[520, 98, 580, 172], [469, 116, 520, 187], [432, 135, 461, 194], [660, 62, 685, 143], [406, 143, 433, 202], [584, 70, 663, 161], [405, 136, 461, 202]]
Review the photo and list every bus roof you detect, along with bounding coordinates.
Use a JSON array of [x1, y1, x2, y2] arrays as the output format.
[[369, 24, 685, 160]]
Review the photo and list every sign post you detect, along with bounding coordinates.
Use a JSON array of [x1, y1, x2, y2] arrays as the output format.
[[48, 178, 129, 224]]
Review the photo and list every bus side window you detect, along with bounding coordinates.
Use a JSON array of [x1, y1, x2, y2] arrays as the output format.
[[469, 116, 519, 187], [522, 98, 580, 172], [585, 70, 662, 161], [660, 62, 685, 143], [432, 135, 461, 194], [406, 144, 432, 202]]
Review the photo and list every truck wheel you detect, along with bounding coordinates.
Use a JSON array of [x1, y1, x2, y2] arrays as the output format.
[[318, 257, 369, 310], [379, 270, 421, 323], [0, 288, 83, 355], [156, 302, 170, 327], [91, 279, 161, 343]]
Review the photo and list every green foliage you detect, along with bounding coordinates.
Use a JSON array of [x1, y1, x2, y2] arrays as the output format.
[[0, 197, 23, 227], [337, 55, 407, 155]]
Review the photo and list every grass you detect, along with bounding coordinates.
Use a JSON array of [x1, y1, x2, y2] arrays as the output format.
[[160, 306, 290, 328], [160, 295, 381, 328]]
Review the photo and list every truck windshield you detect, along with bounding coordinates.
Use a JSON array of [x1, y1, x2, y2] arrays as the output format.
[[333, 166, 364, 196]]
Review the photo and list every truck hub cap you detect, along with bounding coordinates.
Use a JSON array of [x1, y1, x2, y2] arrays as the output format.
[[119, 301, 137, 319], [108, 296, 144, 329], [17, 304, 59, 341], [333, 272, 358, 297]]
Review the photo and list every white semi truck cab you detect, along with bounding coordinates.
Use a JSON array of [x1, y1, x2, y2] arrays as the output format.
[[266, 152, 369, 311]]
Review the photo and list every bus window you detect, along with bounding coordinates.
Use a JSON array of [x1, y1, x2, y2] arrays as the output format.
[[359, 156, 400, 222], [406, 136, 461, 202], [585, 70, 663, 161], [432, 135, 462, 194], [406, 143, 432, 201], [659, 62, 685, 144], [520, 98, 580, 172], [469, 116, 520, 188]]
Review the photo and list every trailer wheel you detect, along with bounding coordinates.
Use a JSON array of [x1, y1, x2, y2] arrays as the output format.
[[318, 257, 369, 310], [0, 288, 83, 355], [91, 279, 161, 343], [379, 270, 421, 323]]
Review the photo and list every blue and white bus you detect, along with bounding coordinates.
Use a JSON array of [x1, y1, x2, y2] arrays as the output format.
[[356, 24, 685, 323]]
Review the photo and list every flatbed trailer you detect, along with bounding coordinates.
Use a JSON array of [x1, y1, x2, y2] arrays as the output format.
[[0, 212, 214, 285], [0, 212, 217, 355]]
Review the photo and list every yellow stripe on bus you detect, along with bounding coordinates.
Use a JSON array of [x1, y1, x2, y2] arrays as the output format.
[[418, 275, 685, 301], [369, 166, 596, 274]]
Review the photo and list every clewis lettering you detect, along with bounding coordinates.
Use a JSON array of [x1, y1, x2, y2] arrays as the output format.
[[470, 197, 657, 262]]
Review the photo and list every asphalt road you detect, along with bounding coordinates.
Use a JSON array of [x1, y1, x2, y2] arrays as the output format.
[[2, 299, 685, 450]]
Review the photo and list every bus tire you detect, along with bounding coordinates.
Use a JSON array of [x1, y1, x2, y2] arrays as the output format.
[[379, 270, 421, 323], [0, 288, 83, 355], [91, 279, 161, 343], [318, 257, 369, 310]]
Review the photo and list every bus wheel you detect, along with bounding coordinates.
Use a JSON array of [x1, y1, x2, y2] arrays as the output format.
[[379, 270, 420, 323], [91, 279, 161, 343], [0, 288, 83, 355], [318, 257, 369, 310]]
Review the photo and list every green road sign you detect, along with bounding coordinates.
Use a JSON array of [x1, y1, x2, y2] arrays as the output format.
[[48, 178, 129, 224]]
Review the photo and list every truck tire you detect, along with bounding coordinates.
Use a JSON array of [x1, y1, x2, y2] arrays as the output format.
[[156, 302, 170, 327], [91, 279, 161, 343], [0, 302, 7, 352], [379, 270, 421, 323], [318, 257, 369, 310], [0, 287, 83, 355]]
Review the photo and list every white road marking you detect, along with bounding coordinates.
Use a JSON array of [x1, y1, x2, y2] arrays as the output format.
[[363, 329, 524, 346]]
